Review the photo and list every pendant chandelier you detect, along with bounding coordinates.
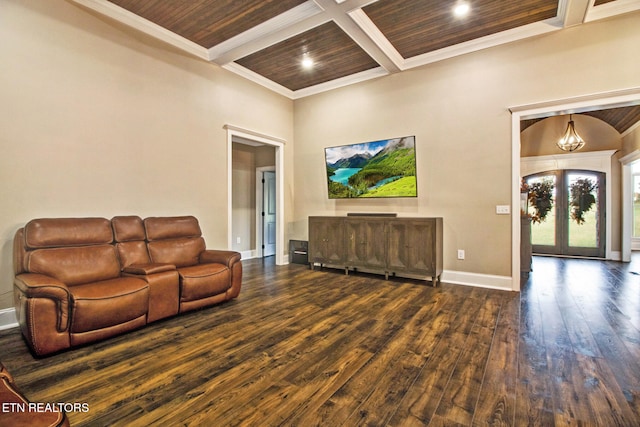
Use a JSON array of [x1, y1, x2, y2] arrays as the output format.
[[557, 114, 585, 152]]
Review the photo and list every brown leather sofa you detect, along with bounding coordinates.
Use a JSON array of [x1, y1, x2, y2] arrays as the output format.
[[0, 361, 70, 426], [13, 215, 242, 356]]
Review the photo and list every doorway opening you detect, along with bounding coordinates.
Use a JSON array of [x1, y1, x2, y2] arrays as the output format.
[[226, 125, 286, 265], [510, 87, 640, 290]]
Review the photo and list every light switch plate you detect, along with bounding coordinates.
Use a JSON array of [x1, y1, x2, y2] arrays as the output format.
[[496, 205, 510, 214]]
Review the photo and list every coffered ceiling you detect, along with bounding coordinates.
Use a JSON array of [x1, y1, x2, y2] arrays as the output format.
[[70, 0, 640, 100], [69, 0, 640, 135]]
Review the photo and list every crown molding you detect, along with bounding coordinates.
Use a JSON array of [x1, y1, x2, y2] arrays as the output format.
[[69, 0, 209, 61]]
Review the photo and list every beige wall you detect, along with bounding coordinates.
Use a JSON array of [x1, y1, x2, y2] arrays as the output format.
[[0, 0, 293, 309], [293, 12, 640, 281], [622, 125, 640, 157]]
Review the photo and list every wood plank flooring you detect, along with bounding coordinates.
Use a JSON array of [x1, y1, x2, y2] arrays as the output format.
[[1, 255, 640, 426]]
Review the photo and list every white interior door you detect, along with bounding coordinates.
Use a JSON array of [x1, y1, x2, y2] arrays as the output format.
[[263, 170, 276, 257]]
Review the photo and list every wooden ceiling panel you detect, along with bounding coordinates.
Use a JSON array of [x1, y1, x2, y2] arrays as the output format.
[[235, 22, 380, 92], [363, 0, 558, 58], [583, 106, 640, 133], [107, 0, 307, 48], [520, 106, 640, 134]]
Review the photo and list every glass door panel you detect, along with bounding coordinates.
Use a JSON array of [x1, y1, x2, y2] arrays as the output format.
[[567, 172, 599, 249], [527, 174, 556, 247]]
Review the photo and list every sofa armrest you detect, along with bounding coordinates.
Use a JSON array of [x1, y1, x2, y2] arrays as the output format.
[[123, 263, 176, 275], [14, 274, 70, 300], [200, 250, 242, 300], [13, 273, 73, 355], [13, 273, 71, 332], [14, 274, 70, 333], [199, 250, 241, 267]]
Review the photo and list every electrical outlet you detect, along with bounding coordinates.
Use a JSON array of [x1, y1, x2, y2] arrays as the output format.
[[457, 249, 465, 260], [236, 237, 241, 244]]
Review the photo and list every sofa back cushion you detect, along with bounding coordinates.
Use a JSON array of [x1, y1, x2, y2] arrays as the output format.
[[144, 216, 205, 267], [112, 216, 146, 242], [116, 241, 151, 269], [24, 218, 113, 249], [144, 216, 202, 241], [26, 245, 121, 286], [22, 218, 120, 286], [148, 237, 205, 268], [112, 216, 150, 269]]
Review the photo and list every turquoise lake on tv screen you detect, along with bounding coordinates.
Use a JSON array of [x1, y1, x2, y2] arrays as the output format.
[[330, 168, 361, 185]]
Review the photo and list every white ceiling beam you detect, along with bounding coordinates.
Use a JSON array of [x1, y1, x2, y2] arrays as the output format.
[[586, 0, 640, 22], [211, 0, 383, 66], [313, 0, 401, 73], [348, 9, 405, 71], [560, 0, 592, 27], [210, 2, 326, 64]]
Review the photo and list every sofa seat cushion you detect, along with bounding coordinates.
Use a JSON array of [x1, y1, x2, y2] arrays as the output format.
[[179, 263, 230, 302], [69, 277, 149, 333]]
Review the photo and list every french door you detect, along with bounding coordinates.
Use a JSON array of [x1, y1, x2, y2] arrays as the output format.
[[525, 170, 605, 258]]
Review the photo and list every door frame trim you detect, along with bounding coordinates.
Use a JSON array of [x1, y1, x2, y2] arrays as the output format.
[[226, 124, 286, 265], [619, 149, 640, 261]]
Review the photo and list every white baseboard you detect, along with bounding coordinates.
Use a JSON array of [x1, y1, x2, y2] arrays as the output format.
[[0, 308, 18, 331], [239, 250, 256, 260], [240, 250, 290, 265], [441, 270, 514, 291]]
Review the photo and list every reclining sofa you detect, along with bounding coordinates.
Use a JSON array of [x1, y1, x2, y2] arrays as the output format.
[[13, 215, 242, 356]]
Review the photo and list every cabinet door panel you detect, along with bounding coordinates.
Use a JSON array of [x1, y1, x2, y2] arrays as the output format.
[[309, 217, 344, 264], [406, 220, 435, 271], [387, 221, 410, 271], [346, 218, 386, 269], [387, 219, 435, 274]]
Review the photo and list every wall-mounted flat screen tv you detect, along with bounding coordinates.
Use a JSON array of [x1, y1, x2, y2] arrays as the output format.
[[325, 135, 417, 199]]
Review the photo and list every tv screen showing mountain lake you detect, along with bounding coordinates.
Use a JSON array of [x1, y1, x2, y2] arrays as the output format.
[[324, 136, 417, 199]]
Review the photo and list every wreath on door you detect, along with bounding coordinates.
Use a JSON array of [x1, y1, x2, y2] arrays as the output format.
[[526, 179, 554, 224], [570, 178, 597, 224]]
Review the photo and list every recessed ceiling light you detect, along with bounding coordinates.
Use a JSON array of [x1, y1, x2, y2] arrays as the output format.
[[453, 2, 471, 18], [301, 55, 314, 69]]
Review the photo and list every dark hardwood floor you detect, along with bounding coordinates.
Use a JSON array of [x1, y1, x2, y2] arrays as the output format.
[[1, 255, 640, 426]]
